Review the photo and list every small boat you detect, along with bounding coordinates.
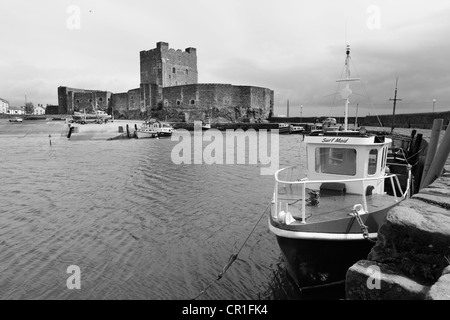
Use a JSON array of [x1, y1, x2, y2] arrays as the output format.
[[135, 121, 158, 139], [9, 117, 23, 123], [322, 117, 337, 126], [72, 110, 112, 124], [308, 123, 323, 133], [278, 123, 290, 134], [202, 120, 212, 130], [153, 120, 175, 137], [135, 119, 175, 139], [289, 124, 305, 134], [268, 45, 413, 289]]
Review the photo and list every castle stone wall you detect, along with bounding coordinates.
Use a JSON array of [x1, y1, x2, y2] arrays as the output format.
[[158, 84, 273, 123], [111, 93, 128, 119]]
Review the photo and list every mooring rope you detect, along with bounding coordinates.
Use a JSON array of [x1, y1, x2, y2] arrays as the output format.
[[352, 208, 376, 243], [350, 58, 384, 128], [191, 203, 271, 300]]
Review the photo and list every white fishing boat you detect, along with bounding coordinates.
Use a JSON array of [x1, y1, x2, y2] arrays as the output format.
[[135, 121, 158, 139], [202, 119, 212, 130], [278, 123, 290, 134], [153, 120, 175, 137], [289, 124, 305, 134], [72, 110, 112, 124], [268, 45, 414, 289], [135, 119, 175, 139]]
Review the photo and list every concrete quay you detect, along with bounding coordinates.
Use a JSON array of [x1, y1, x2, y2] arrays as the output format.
[[346, 151, 450, 300]]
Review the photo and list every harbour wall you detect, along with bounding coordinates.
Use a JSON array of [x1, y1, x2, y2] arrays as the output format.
[[271, 111, 450, 130], [345, 129, 450, 300]]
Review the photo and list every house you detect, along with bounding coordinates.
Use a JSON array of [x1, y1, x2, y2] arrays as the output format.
[[0, 98, 9, 114], [7, 106, 25, 115], [34, 104, 46, 115]]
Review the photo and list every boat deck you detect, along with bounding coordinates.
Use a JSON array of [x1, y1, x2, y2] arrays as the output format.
[[277, 184, 399, 224]]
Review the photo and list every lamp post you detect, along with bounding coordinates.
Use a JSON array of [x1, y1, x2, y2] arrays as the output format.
[[433, 99, 436, 113], [300, 105, 303, 123]]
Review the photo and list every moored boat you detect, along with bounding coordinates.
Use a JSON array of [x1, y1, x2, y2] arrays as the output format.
[[135, 119, 175, 139], [278, 123, 290, 134], [153, 120, 175, 137], [268, 45, 413, 289], [202, 120, 212, 130], [72, 110, 112, 124], [135, 121, 158, 139], [289, 124, 305, 134]]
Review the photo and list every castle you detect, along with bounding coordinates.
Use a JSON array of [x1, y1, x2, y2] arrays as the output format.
[[58, 42, 274, 123]]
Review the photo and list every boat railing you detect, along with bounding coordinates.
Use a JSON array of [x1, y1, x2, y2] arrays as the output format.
[[272, 166, 411, 224]]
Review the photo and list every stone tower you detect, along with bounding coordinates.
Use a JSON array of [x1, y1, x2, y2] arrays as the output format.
[[140, 42, 198, 87], [139, 42, 198, 110]]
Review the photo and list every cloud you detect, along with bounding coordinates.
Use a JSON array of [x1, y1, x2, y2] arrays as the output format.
[[1, 0, 450, 116]]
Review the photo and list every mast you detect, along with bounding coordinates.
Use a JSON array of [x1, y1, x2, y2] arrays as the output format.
[[390, 77, 402, 133], [336, 45, 359, 131], [287, 99, 290, 118]]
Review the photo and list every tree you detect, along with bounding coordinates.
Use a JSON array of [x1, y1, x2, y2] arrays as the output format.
[[24, 102, 34, 115]]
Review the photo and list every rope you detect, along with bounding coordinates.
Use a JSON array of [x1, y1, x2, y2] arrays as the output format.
[[191, 203, 271, 300], [350, 58, 383, 128], [352, 208, 376, 243], [328, 65, 347, 117]]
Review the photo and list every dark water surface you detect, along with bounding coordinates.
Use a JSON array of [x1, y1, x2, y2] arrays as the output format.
[[0, 119, 309, 300]]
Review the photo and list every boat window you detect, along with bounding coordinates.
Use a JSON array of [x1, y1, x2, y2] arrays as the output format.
[[368, 149, 378, 175], [315, 148, 357, 176], [381, 147, 387, 172]]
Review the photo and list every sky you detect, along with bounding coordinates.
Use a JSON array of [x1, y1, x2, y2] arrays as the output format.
[[1, 0, 450, 117]]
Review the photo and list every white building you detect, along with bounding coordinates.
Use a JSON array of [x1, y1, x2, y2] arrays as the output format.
[[7, 106, 25, 115], [0, 98, 9, 114], [34, 104, 46, 115]]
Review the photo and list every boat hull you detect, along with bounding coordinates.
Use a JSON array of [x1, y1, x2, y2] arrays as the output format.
[[275, 236, 374, 289], [135, 130, 157, 139], [278, 124, 290, 134], [269, 199, 397, 289], [157, 131, 173, 137]]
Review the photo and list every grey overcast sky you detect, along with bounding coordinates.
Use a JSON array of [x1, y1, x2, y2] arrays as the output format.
[[1, 0, 450, 117]]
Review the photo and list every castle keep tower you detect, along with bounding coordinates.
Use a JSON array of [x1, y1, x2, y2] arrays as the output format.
[[139, 42, 198, 110], [140, 42, 198, 87]]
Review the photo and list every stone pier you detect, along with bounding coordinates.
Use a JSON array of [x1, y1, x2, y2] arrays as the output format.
[[345, 164, 450, 300]]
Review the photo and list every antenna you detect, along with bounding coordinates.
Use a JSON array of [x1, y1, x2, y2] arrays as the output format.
[[389, 77, 402, 133], [336, 45, 360, 131]]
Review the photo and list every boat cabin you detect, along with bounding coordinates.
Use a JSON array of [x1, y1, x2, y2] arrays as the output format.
[[304, 130, 392, 196]]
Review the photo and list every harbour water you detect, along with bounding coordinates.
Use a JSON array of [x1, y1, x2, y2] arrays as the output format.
[[0, 119, 433, 300], [0, 119, 308, 300]]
